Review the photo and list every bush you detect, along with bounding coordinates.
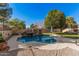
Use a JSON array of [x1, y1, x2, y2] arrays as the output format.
[[0, 33, 9, 51], [0, 33, 3, 39], [0, 33, 4, 43], [0, 33, 2, 36], [0, 40, 5, 43]]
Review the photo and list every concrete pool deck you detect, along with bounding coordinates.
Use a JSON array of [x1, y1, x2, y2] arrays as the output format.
[[7, 35, 79, 50], [6, 35, 79, 56]]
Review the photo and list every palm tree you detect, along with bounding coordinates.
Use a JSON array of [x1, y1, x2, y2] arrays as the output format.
[[66, 16, 76, 28]]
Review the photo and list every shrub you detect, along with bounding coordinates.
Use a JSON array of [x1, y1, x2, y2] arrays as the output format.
[[0, 33, 2, 36], [0, 40, 5, 43], [0, 33, 3, 39], [0, 33, 5, 43]]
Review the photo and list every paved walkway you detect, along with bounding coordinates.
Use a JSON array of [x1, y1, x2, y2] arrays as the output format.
[[7, 35, 21, 50]]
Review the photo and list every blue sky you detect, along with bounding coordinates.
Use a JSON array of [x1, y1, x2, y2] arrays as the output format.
[[10, 3, 79, 27]]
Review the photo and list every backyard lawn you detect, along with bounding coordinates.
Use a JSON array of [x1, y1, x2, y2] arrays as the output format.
[[43, 32, 79, 39], [60, 34, 79, 39]]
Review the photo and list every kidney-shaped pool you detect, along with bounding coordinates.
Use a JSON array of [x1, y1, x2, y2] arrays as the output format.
[[17, 35, 56, 44]]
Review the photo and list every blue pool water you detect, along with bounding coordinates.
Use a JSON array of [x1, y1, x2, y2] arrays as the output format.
[[17, 35, 56, 43]]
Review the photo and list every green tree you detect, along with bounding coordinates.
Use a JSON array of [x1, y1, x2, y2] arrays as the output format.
[[30, 24, 34, 29], [30, 24, 38, 29], [30, 24, 38, 34], [44, 10, 66, 32], [44, 17, 51, 29], [66, 16, 76, 28], [7, 18, 26, 30]]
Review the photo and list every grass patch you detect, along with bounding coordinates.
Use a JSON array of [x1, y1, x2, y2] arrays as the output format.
[[53, 32, 78, 35], [43, 32, 79, 39], [54, 32, 79, 39], [62, 35, 79, 39]]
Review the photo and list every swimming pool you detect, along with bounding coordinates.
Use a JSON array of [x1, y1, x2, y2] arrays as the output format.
[[17, 35, 56, 43]]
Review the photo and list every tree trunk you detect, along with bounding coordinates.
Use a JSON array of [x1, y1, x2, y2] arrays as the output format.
[[50, 26, 53, 32]]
